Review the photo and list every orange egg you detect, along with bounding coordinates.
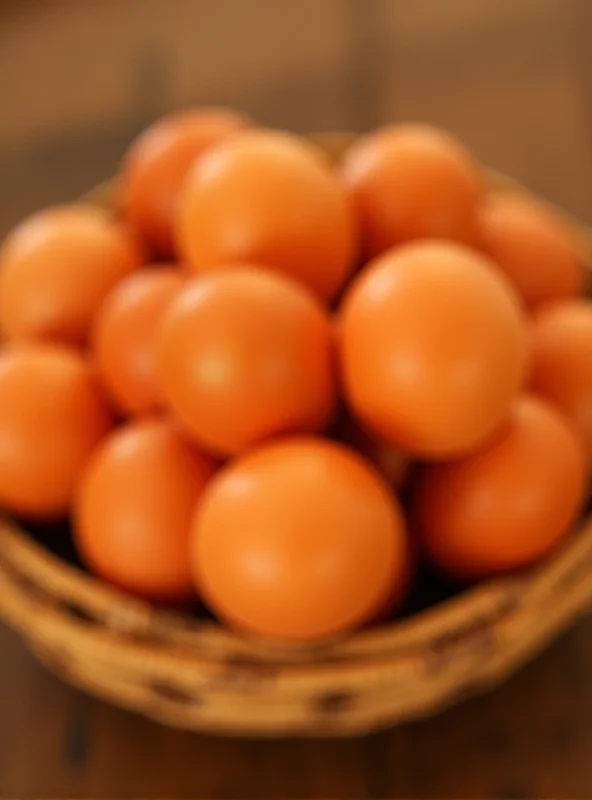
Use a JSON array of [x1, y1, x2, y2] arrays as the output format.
[[121, 108, 251, 256], [369, 535, 416, 624], [192, 437, 408, 641], [413, 395, 586, 580], [157, 266, 337, 456], [0, 345, 113, 519], [340, 123, 482, 258], [528, 300, 592, 458], [478, 194, 584, 310], [0, 205, 144, 346], [75, 419, 216, 602], [92, 267, 185, 416], [177, 129, 358, 302], [339, 242, 528, 458]]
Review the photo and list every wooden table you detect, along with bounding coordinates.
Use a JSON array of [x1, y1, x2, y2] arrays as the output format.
[[1, 1, 592, 796]]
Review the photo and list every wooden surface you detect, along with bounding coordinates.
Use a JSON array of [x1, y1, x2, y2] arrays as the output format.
[[1, 1, 592, 796]]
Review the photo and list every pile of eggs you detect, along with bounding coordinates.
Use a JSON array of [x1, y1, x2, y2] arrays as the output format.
[[0, 108, 589, 643]]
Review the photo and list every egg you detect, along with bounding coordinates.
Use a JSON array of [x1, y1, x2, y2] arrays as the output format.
[[368, 536, 416, 624], [92, 266, 185, 416], [192, 437, 409, 641], [157, 266, 337, 456], [478, 194, 584, 310], [339, 241, 528, 458], [340, 123, 482, 258], [75, 419, 216, 602], [176, 129, 358, 303], [528, 300, 592, 458], [0, 205, 144, 346], [413, 395, 587, 580], [121, 107, 251, 256], [0, 344, 113, 519]]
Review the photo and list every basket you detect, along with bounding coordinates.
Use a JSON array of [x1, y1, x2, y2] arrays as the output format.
[[0, 133, 591, 738]]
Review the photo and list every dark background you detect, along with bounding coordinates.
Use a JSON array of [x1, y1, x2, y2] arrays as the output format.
[[1, 1, 592, 797]]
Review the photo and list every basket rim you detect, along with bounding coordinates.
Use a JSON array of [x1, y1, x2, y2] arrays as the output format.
[[3, 509, 592, 655], [0, 514, 526, 656]]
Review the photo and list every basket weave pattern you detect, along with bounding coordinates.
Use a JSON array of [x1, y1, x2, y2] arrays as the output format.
[[0, 134, 590, 736]]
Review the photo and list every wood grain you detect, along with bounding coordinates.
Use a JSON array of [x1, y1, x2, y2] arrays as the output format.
[[1, 0, 592, 796]]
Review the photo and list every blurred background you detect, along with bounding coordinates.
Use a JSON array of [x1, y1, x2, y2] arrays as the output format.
[[3, 0, 592, 233], [2, 1, 592, 798]]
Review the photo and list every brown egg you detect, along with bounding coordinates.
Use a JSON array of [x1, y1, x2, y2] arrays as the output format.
[[529, 300, 592, 458], [92, 266, 185, 416], [192, 437, 409, 641], [413, 395, 586, 580], [341, 123, 482, 258], [478, 194, 584, 310], [177, 129, 358, 303], [0, 205, 144, 346], [339, 241, 528, 458], [121, 108, 251, 256], [75, 419, 216, 602], [0, 344, 113, 519]]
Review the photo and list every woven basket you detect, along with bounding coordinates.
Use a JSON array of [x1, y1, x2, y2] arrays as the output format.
[[0, 132, 591, 738]]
